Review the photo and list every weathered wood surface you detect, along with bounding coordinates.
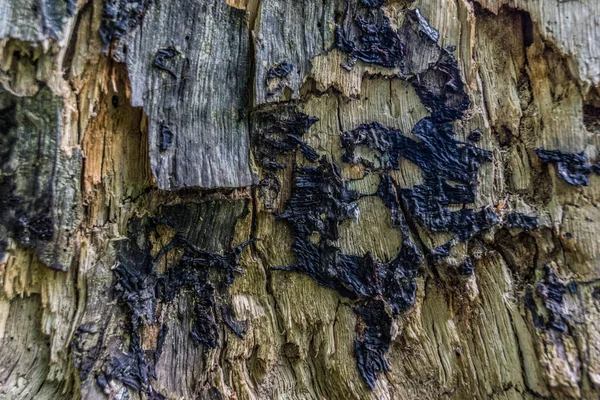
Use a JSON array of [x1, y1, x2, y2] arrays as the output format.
[[253, 0, 339, 105], [0, 88, 81, 271], [0, 0, 599, 399], [111, 0, 253, 189], [0, 0, 75, 44]]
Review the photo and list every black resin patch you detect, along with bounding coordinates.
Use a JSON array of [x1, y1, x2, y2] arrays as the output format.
[[159, 122, 174, 151], [457, 257, 475, 275], [335, 2, 470, 122], [536, 148, 600, 186], [342, 119, 497, 246], [266, 62, 294, 80], [252, 108, 320, 209], [468, 129, 483, 142], [525, 264, 576, 333], [72, 323, 105, 381], [153, 46, 181, 78], [506, 212, 538, 231], [254, 0, 572, 390], [273, 159, 421, 386], [329, 3, 501, 381], [354, 301, 392, 389], [335, 2, 405, 69], [256, 3, 495, 386], [402, 10, 470, 122], [266, 62, 294, 96], [524, 286, 545, 330], [99, 206, 252, 396], [359, 0, 385, 7], [535, 265, 573, 332]]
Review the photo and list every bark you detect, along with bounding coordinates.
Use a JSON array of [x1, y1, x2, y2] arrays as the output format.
[[0, 0, 599, 399]]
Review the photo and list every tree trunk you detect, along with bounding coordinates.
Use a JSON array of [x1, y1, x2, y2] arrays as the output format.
[[0, 0, 599, 399]]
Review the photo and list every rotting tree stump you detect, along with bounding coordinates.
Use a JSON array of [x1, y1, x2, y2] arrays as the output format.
[[0, 0, 599, 399]]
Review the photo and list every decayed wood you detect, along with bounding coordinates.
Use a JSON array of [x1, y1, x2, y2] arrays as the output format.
[[253, 0, 339, 105], [0, 88, 82, 271], [476, 0, 600, 89], [114, 0, 253, 189], [0, 0, 599, 399], [0, 0, 75, 44]]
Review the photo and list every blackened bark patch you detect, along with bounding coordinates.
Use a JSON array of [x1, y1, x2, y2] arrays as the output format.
[[534, 265, 570, 333], [103, 202, 251, 396], [263, 160, 287, 170], [190, 294, 220, 347], [112, 217, 157, 328], [100, 350, 158, 396], [267, 63, 294, 80], [408, 8, 440, 42], [153, 46, 181, 78], [524, 286, 545, 329], [468, 129, 483, 142], [374, 174, 423, 313], [341, 121, 403, 169], [159, 123, 174, 151], [360, 0, 385, 7], [273, 159, 421, 386], [354, 301, 392, 389], [507, 212, 538, 231], [375, 174, 404, 228], [342, 119, 494, 185], [252, 108, 319, 209], [525, 264, 575, 334], [405, 51, 469, 122], [335, 1, 405, 69], [16, 213, 55, 242], [276, 159, 359, 243], [221, 303, 248, 338], [536, 148, 600, 186], [72, 323, 104, 381], [402, 8, 470, 122], [100, 0, 153, 50], [335, 2, 469, 122], [342, 119, 498, 248], [457, 256, 475, 275], [266, 62, 294, 96]]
